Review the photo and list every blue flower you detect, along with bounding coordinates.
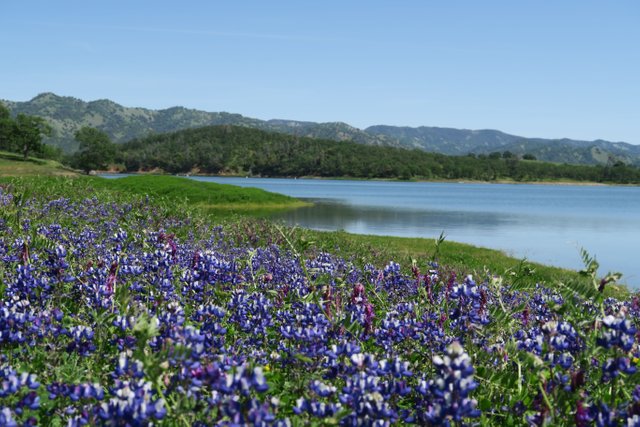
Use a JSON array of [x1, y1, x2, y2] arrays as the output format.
[[415, 341, 480, 424]]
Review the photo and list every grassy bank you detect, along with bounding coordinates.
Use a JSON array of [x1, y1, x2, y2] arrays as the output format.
[[0, 150, 78, 177], [87, 175, 310, 214], [0, 173, 309, 214]]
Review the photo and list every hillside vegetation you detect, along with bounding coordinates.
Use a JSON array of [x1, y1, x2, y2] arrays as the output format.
[[4, 93, 639, 166], [3, 93, 393, 153], [367, 125, 639, 165], [4, 101, 640, 185], [119, 125, 640, 184]]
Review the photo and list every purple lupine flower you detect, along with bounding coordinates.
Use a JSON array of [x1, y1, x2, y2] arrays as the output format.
[[98, 379, 166, 424], [351, 283, 366, 305], [105, 261, 118, 295], [0, 367, 39, 397], [309, 380, 337, 398], [601, 357, 637, 382], [597, 315, 637, 352], [294, 397, 342, 418], [415, 341, 480, 425], [575, 400, 593, 426], [0, 407, 17, 427]]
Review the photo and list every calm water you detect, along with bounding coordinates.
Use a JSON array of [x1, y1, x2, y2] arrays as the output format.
[[104, 175, 640, 287]]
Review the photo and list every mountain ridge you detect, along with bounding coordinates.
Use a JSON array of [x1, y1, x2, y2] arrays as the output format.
[[3, 92, 639, 166]]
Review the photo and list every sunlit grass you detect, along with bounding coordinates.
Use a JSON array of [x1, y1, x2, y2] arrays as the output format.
[[0, 151, 78, 177]]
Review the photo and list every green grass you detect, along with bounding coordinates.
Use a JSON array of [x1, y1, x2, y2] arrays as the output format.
[[0, 154, 308, 214], [0, 174, 310, 218], [86, 175, 311, 214], [0, 151, 78, 177]]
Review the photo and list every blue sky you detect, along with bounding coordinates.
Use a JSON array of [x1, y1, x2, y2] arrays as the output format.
[[2, 1, 638, 143]]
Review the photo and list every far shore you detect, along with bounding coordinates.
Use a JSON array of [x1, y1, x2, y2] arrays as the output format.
[[98, 170, 633, 187]]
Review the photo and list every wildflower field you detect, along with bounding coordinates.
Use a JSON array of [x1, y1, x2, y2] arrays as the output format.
[[0, 177, 639, 426]]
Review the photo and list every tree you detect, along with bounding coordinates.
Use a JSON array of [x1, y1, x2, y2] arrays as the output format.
[[0, 103, 14, 151], [73, 126, 117, 172], [502, 150, 515, 159], [14, 114, 52, 159]]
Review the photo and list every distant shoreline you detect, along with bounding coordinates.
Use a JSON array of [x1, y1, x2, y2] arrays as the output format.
[[99, 171, 633, 187]]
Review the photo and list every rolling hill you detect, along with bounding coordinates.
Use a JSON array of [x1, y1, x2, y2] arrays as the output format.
[[117, 125, 640, 184], [366, 125, 640, 166], [3, 93, 639, 166]]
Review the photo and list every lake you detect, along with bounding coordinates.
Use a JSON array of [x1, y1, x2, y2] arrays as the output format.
[[105, 175, 640, 287]]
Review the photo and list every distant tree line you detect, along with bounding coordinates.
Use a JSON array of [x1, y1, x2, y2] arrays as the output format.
[[117, 125, 640, 184], [2, 107, 640, 185]]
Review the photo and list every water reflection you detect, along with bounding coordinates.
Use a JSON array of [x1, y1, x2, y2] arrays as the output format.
[[271, 200, 627, 236], [272, 201, 512, 234]]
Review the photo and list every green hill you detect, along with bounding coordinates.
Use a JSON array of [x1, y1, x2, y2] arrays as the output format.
[[3, 93, 392, 153], [118, 125, 640, 184], [366, 125, 639, 166], [5, 93, 638, 166]]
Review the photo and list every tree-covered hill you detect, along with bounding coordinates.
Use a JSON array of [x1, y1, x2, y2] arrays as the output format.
[[366, 125, 640, 166], [3, 93, 265, 152], [4, 93, 639, 166], [119, 125, 640, 184], [3, 93, 392, 153]]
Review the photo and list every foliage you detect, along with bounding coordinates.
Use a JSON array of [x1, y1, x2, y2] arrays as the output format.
[[71, 126, 117, 172], [4, 94, 395, 153], [13, 114, 52, 159], [7, 93, 640, 167], [0, 178, 638, 426], [0, 102, 57, 160], [117, 125, 640, 184], [368, 125, 640, 166], [0, 104, 12, 151]]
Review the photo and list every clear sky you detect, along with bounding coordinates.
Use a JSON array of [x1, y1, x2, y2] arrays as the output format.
[[1, 1, 638, 143]]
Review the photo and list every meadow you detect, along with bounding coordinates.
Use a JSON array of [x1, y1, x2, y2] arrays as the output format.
[[0, 174, 638, 426], [0, 152, 76, 178]]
